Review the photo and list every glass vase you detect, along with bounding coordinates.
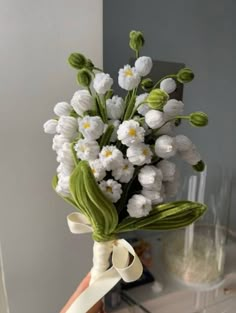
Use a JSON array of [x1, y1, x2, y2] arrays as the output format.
[[162, 164, 232, 290]]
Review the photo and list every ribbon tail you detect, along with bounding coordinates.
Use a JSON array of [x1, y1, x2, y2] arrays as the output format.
[[66, 267, 121, 313]]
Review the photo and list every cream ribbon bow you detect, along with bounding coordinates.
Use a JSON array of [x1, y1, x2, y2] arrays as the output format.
[[66, 212, 143, 313]]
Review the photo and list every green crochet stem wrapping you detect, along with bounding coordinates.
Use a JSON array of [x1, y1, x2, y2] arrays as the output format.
[[52, 161, 207, 242]]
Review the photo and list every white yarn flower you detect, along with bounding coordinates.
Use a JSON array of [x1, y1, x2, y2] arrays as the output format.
[[138, 165, 163, 191], [127, 194, 152, 218], [54, 102, 72, 117], [141, 189, 164, 205], [179, 144, 201, 165], [157, 160, 176, 182], [57, 162, 74, 177], [70, 90, 94, 116], [74, 139, 100, 161], [57, 142, 74, 167], [93, 72, 113, 95], [155, 135, 177, 159], [99, 179, 122, 203], [118, 65, 141, 91], [127, 143, 153, 166], [160, 78, 177, 94], [117, 120, 145, 146], [112, 159, 135, 183], [56, 175, 70, 197], [134, 93, 150, 116], [135, 56, 153, 77], [106, 96, 125, 120], [79, 116, 104, 140], [99, 145, 123, 171], [163, 99, 184, 118], [175, 135, 193, 152], [89, 159, 106, 181], [52, 134, 69, 152], [43, 119, 58, 134], [108, 120, 121, 142], [145, 110, 165, 129], [57, 116, 78, 139]]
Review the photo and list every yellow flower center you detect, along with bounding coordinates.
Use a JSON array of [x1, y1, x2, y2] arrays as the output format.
[[80, 145, 85, 152], [123, 164, 129, 170], [92, 168, 96, 174], [128, 128, 137, 137], [143, 148, 149, 156], [104, 150, 112, 157], [124, 69, 133, 77], [83, 122, 90, 129], [106, 186, 113, 193]]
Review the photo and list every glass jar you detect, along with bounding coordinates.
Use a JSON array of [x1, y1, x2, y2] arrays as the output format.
[[163, 164, 232, 290]]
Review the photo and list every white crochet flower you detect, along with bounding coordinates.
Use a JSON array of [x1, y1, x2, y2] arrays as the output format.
[[135, 56, 153, 77], [134, 93, 150, 116], [99, 179, 122, 203], [79, 116, 104, 140], [141, 189, 164, 205], [138, 166, 163, 191], [54, 102, 72, 117], [117, 120, 145, 146], [112, 159, 135, 183], [56, 175, 70, 197], [175, 135, 193, 152], [118, 65, 141, 91], [179, 144, 201, 165], [145, 110, 165, 129], [160, 78, 177, 94], [57, 162, 74, 177], [127, 143, 153, 166], [155, 135, 177, 159], [93, 73, 113, 95], [163, 99, 184, 118], [157, 160, 176, 182], [89, 159, 106, 181], [99, 145, 123, 171], [57, 142, 74, 167], [57, 116, 78, 139], [52, 134, 69, 152], [43, 119, 58, 134], [108, 120, 121, 142], [70, 90, 94, 116], [106, 96, 125, 120], [127, 194, 152, 218], [74, 139, 100, 161]]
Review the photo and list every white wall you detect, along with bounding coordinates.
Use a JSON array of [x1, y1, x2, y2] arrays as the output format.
[[0, 1, 103, 312]]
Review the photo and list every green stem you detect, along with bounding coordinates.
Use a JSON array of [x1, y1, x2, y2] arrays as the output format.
[[135, 50, 139, 58], [93, 67, 103, 72], [96, 94, 107, 123], [123, 88, 137, 120], [129, 101, 146, 119], [88, 86, 92, 96], [153, 74, 177, 89]]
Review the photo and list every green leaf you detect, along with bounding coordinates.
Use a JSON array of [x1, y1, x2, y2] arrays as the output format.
[[116, 201, 206, 233], [69, 161, 119, 240]]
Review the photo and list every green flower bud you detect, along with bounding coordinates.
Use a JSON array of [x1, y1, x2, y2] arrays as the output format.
[[68, 53, 87, 69], [177, 68, 194, 83], [147, 89, 169, 110], [129, 30, 145, 52], [189, 111, 208, 127], [192, 160, 205, 172], [141, 78, 154, 91], [77, 69, 92, 87]]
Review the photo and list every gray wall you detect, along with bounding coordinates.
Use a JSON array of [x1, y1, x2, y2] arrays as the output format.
[[0, 1, 102, 313], [104, 0, 236, 229]]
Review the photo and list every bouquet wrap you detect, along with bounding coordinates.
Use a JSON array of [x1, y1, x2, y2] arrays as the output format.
[[44, 30, 208, 312]]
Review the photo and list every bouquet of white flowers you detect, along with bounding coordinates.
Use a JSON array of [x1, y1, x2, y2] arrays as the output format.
[[44, 30, 208, 313]]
